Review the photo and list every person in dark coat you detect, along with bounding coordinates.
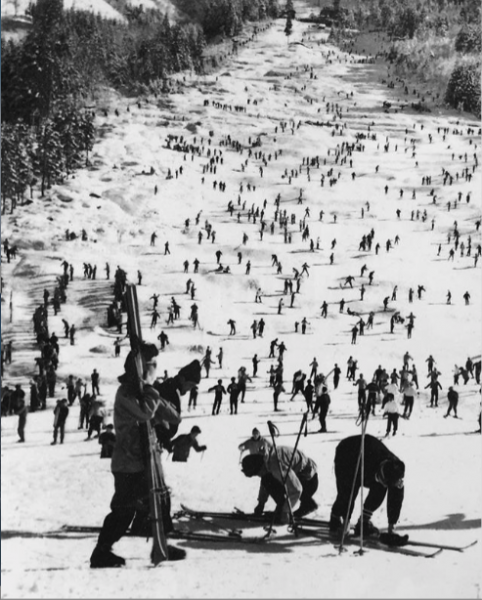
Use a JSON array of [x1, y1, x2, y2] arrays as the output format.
[[16, 390, 28, 442], [302, 379, 315, 413], [329, 434, 405, 537], [424, 379, 442, 407], [91, 369, 100, 396], [99, 424, 116, 458], [444, 386, 459, 418], [332, 363, 341, 389], [208, 380, 227, 416], [170, 426, 206, 462], [51, 399, 69, 444], [313, 386, 331, 432], [152, 360, 202, 449], [227, 377, 241, 415], [366, 378, 380, 416], [90, 343, 188, 569]]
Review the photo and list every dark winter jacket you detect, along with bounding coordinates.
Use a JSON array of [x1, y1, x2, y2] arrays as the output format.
[[314, 392, 331, 413], [111, 382, 180, 474], [99, 430, 116, 458], [334, 434, 404, 525], [53, 403, 69, 426], [170, 434, 206, 462]]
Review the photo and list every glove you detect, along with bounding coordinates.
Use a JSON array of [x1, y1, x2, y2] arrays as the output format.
[[253, 503, 265, 516]]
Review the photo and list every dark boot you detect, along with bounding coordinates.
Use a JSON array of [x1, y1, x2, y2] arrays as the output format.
[[293, 498, 318, 518], [90, 545, 126, 569], [353, 518, 379, 538], [329, 514, 343, 534], [167, 545, 187, 561]]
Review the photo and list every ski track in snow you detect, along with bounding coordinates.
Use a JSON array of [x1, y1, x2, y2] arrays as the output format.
[[1, 3, 481, 598]]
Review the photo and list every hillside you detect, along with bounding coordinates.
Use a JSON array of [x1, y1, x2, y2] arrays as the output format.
[[1, 2, 481, 598]]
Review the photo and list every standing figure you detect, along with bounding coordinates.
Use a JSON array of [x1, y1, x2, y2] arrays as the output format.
[[52, 399, 69, 444], [208, 379, 227, 416], [90, 343, 186, 568]]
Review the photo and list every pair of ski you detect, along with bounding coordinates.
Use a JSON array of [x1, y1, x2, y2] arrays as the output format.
[[175, 506, 477, 557]]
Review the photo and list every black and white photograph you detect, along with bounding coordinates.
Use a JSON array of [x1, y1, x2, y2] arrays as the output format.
[[1, 0, 481, 596]]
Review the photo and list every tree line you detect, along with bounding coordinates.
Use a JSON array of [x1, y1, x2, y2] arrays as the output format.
[[1, 0, 280, 214], [325, 0, 481, 117]]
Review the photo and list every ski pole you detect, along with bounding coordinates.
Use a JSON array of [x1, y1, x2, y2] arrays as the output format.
[[265, 413, 308, 538], [339, 404, 370, 554]]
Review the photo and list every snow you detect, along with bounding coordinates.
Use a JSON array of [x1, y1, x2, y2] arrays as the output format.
[[1, 4, 482, 598]]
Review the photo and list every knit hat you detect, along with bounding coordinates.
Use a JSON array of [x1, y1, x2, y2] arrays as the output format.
[[178, 360, 201, 384], [381, 459, 405, 486], [191, 426, 201, 435], [123, 342, 159, 380], [241, 454, 264, 477]]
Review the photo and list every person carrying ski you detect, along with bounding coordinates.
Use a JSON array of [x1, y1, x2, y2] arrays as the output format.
[[329, 434, 405, 537], [241, 445, 318, 521], [90, 342, 186, 568]]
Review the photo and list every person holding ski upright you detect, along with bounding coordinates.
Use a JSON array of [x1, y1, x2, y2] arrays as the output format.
[[241, 445, 318, 522], [329, 434, 405, 537], [90, 343, 186, 568]]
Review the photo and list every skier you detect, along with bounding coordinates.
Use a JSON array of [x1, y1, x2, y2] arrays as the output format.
[[382, 393, 401, 436], [91, 369, 100, 396], [237, 368, 252, 403], [208, 379, 227, 416], [273, 380, 286, 411], [252, 354, 260, 377], [329, 434, 405, 536], [444, 387, 459, 418], [99, 424, 116, 459], [425, 378, 442, 407], [241, 446, 318, 521], [228, 319, 236, 335], [238, 428, 272, 456], [16, 388, 28, 443], [170, 426, 207, 462], [90, 343, 186, 568], [402, 382, 416, 419], [309, 358, 319, 381], [51, 399, 69, 445], [332, 364, 341, 389], [227, 378, 241, 415], [313, 385, 331, 433]]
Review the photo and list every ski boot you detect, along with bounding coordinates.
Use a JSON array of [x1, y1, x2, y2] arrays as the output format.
[[353, 518, 379, 538], [167, 545, 187, 561], [328, 515, 345, 539], [90, 545, 126, 569], [293, 498, 318, 519]]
